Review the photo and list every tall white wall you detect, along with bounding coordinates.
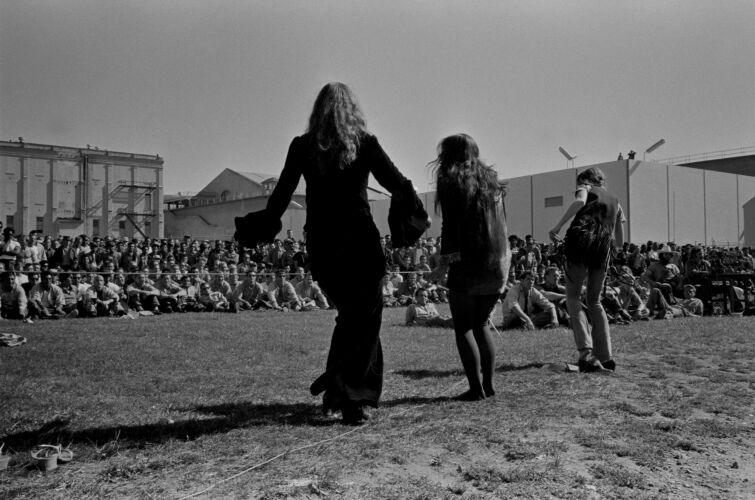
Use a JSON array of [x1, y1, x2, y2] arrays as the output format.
[[704, 171, 739, 246], [531, 169, 577, 241], [668, 166, 705, 244], [628, 162, 669, 243], [505, 175, 533, 239]]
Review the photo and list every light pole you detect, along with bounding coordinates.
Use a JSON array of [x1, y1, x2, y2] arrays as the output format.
[[644, 139, 666, 160], [559, 146, 577, 168]]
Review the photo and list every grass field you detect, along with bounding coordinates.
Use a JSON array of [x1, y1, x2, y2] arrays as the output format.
[[1, 306, 753, 499]]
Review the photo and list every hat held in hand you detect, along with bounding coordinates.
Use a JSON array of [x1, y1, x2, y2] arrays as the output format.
[[234, 209, 282, 248]]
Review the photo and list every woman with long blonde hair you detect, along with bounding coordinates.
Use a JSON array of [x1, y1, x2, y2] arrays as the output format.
[[261, 82, 423, 424]]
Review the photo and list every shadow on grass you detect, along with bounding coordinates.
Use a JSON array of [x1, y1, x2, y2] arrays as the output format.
[[0, 402, 337, 453], [1, 395, 455, 453], [395, 362, 546, 380]]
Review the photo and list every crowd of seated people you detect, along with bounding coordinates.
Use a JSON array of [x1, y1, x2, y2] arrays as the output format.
[[0, 227, 753, 324]]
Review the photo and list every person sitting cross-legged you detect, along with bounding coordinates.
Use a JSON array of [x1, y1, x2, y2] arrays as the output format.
[[0, 270, 28, 320], [396, 272, 422, 306], [176, 275, 202, 312], [267, 270, 302, 311], [28, 270, 65, 319], [82, 274, 123, 317], [126, 272, 161, 314], [155, 273, 182, 313], [295, 271, 329, 311], [235, 271, 273, 310], [405, 288, 453, 327], [58, 272, 83, 318], [501, 270, 558, 330]]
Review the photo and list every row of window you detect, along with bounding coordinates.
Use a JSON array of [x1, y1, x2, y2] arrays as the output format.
[[3, 216, 151, 236]]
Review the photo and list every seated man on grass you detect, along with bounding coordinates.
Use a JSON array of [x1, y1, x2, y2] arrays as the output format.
[[234, 271, 271, 310], [28, 270, 65, 319], [126, 272, 161, 314], [196, 281, 231, 312], [267, 270, 302, 311], [396, 272, 421, 306], [382, 272, 398, 307], [405, 288, 453, 328], [295, 271, 329, 310], [501, 271, 558, 330], [0, 271, 28, 320], [83, 274, 123, 317], [642, 245, 682, 303], [155, 273, 182, 313], [616, 272, 650, 321], [536, 266, 569, 325], [647, 283, 704, 319], [58, 272, 82, 318]]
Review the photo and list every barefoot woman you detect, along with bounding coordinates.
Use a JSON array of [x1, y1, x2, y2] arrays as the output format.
[[429, 134, 510, 400]]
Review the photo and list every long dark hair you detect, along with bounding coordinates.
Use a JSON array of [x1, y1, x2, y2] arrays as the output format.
[[431, 134, 505, 215], [307, 82, 367, 171]]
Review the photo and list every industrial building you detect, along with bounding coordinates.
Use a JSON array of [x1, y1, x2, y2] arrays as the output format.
[[371, 150, 755, 247], [0, 139, 163, 239], [164, 168, 306, 240], [165, 149, 755, 247]]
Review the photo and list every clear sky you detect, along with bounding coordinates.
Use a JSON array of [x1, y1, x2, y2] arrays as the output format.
[[1, 0, 753, 195]]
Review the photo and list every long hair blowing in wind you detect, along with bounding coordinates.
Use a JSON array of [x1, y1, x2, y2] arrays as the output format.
[[307, 82, 367, 170]]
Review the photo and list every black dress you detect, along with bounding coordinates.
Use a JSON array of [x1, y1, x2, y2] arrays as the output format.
[[266, 133, 412, 408]]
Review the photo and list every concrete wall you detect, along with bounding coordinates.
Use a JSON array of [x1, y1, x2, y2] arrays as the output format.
[[738, 176, 755, 245], [628, 162, 670, 243], [505, 175, 533, 239], [704, 171, 739, 246], [667, 166, 705, 244], [532, 168, 578, 241]]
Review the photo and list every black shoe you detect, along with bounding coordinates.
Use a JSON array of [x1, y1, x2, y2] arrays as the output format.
[[341, 403, 368, 425], [601, 359, 616, 371], [578, 356, 606, 373]]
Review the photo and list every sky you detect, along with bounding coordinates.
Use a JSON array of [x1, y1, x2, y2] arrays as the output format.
[[1, 0, 753, 195]]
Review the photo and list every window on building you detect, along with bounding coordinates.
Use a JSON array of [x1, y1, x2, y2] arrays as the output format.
[[220, 190, 229, 202], [145, 193, 152, 210], [144, 220, 152, 236], [6, 215, 14, 228], [92, 219, 100, 236], [36, 217, 44, 232], [119, 220, 126, 230], [545, 196, 563, 208]]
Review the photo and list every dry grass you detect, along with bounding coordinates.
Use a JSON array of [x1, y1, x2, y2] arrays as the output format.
[[1, 309, 754, 499]]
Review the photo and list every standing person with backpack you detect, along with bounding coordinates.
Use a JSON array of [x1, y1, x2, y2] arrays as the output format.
[[428, 134, 510, 400], [549, 167, 625, 372]]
